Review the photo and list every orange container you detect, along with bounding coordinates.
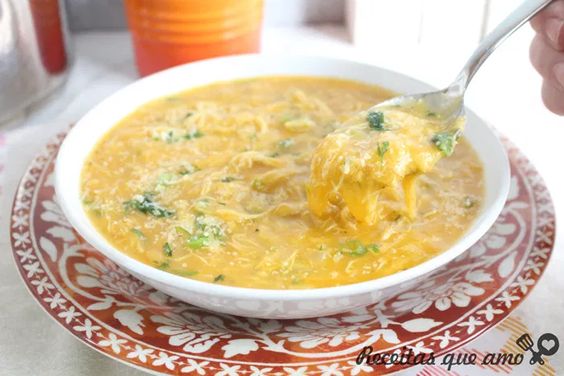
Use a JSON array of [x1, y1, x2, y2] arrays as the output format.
[[124, 0, 264, 76]]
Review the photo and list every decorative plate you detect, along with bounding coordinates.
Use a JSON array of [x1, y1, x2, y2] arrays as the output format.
[[11, 133, 555, 375]]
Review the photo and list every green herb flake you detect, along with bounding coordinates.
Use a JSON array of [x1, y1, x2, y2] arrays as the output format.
[[280, 114, 296, 123], [177, 270, 198, 277], [82, 198, 94, 205], [278, 138, 295, 149], [221, 176, 236, 183], [367, 111, 386, 131], [158, 172, 176, 183], [178, 168, 192, 176], [131, 228, 145, 239], [377, 141, 390, 161], [340, 240, 380, 256], [163, 130, 176, 143], [157, 260, 170, 270], [350, 245, 367, 256], [431, 129, 461, 157], [341, 240, 366, 256], [163, 242, 173, 257], [187, 215, 226, 249], [427, 111, 437, 117], [252, 179, 266, 192], [367, 244, 380, 253], [175, 226, 191, 237], [179, 164, 198, 176], [194, 198, 211, 212], [184, 129, 203, 140], [156, 172, 177, 190], [124, 193, 175, 218], [213, 274, 225, 283], [463, 196, 477, 208], [188, 234, 208, 249]]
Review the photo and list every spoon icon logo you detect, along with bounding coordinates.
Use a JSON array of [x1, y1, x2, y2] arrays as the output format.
[[516, 333, 560, 365]]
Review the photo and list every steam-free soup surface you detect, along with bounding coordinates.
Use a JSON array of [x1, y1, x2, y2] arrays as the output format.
[[81, 76, 484, 289]]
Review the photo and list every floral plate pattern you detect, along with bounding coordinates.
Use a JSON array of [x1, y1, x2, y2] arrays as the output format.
[[10, 133, 555, 375]]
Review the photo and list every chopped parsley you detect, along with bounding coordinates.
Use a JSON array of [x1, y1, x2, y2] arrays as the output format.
[[367, 111, 386, 131], [221, 176, 236, 183], [188, 234, 208, 249], [367, 244, 380, 253], [431, 129, 461, 157], [185, 215, 226, 249], [214, 274, 225, 283], [178, 163, 198, 175], [163, 242, 173, 257], [195, 215, 225, 237], [377, 141, 390, 161], [157, 260, 170, 270], [164, 130, 177, 143], [252, 179, 266, 192], [158, 172, 176, 184], [82, 198, 94, 205], [177, 270, 198, 277], [156, 172, 177, 191], [153, 128, 203, 143], [291, 277, 302, 285], [194, 198, 211, 213], [124, 193, 174, 218], [278, 138, 295, 149], [340, 240, 380, 256], [280, 114, 296, 123], [175, 226, 191, 236], [131, 228, 145, 239], [184, 129, 203, 140], [463, 196, 477, 208]]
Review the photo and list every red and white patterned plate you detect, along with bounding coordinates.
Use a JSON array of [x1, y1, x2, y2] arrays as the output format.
[[10, 133, 555, 375]]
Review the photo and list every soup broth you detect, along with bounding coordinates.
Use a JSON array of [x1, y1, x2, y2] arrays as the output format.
[[81, 76, 484, 289]]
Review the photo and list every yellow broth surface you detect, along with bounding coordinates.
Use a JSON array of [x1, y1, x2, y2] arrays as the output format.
[[81, 76, 484, 289]]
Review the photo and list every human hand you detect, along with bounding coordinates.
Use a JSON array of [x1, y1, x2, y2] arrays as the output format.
[[530, 0, 564, 115]]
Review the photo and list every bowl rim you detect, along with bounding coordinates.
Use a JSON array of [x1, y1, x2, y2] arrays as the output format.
[[55, 53, 510, 301]]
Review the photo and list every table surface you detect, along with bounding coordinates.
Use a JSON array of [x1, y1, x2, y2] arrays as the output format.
[[0, 26, 562, 375]]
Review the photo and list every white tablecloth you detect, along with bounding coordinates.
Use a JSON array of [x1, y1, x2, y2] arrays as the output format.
[[1, 27, 562, 375]]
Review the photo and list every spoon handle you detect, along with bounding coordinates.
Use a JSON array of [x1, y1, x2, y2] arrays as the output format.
[[450, 0, 553, 95]]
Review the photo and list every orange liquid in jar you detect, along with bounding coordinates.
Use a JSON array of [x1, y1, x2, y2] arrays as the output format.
[[124, 0, 264, 76]]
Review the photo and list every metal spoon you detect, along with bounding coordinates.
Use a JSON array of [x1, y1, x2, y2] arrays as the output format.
[[374, 0, 553, 124]]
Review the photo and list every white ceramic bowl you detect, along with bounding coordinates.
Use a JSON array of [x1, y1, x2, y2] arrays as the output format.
[[55, 54, 510, 319]]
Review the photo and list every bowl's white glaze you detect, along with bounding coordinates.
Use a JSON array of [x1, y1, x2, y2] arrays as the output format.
[[55, 54, 510, 319]]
